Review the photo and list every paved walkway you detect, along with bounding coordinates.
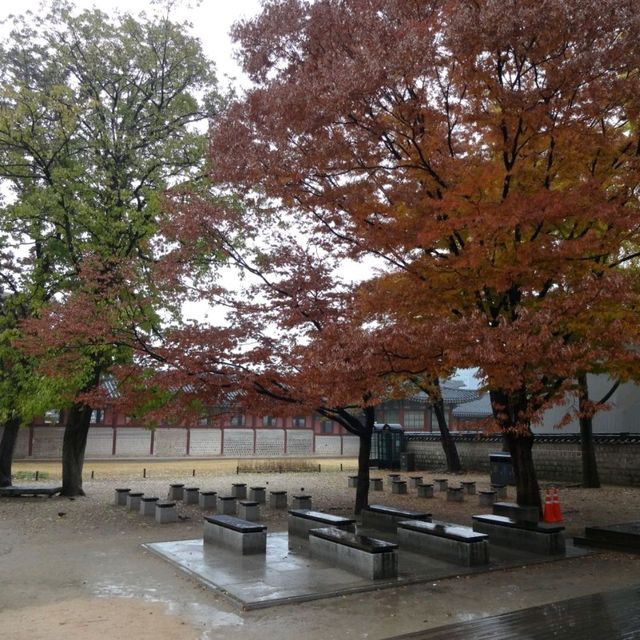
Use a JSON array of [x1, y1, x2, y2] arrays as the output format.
[[386, 584, 640, 639]]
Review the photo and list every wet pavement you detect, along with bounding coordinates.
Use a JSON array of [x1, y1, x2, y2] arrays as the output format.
[[145, 529, 587, 610]]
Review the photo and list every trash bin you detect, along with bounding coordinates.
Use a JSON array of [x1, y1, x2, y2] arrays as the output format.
[[400, 452, 416, 472], [489, 452, 516, 486]]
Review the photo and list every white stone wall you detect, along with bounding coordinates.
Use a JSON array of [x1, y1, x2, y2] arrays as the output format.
[[14, 428, 30, 458], [286, 430, 314, 456], [223, 429, 255, 457], [255, 429, 285, 457], [31, 427, 64, 458], [0, 427, 30, 458], [85, 428, 113, 457], [189, 429, 222, 456], [342, 436, 360, 456], [114, 427, 152, 457], [314, 435, 342, 456], [13, 426, 359, 459], [154, 428, 188, 457]]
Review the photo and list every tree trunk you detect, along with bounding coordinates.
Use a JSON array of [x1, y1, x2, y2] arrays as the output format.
[[354, 406, 374, 515], [577, 373, 600, 488], [433, 399, 462, 473], [61, 401, 93, 497], [0, 416, 21, 487], [490, 389, 541, 513]]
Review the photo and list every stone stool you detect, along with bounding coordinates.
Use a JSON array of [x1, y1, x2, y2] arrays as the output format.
[[270, 491, 288, 509], [199, 490, 217, 509], [231, 483, 247, 499], [479, 490, 497, 507], [168, 483, 184, 500], [369, 478, 383, 491], [461, 481, 477, 495], [409, 476, 423, 488], [183, 487, 200, 504], [114, 488, 131, 506], [140, 496, 159, 516], [491, 484, 508, 499], [238, 500, 260, 521], [434, 478, 448, 492], [126, 492, 144, 511], [392, 480, 408, 495], [249, 486, 266, 503], [348, 475, 358, 488], [155, 501, 178, 523], [292, 494, 312, 509], [417, 483, 434, 498], [447, 486, 464, 502], [387, 473, 401, 487], [217, 496, 237, 515]]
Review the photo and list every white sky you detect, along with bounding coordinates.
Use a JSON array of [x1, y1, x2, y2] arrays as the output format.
[[0, 0, 263, 84]]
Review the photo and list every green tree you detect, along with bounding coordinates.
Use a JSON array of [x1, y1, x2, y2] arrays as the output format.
[[0, 0, 221, 494]]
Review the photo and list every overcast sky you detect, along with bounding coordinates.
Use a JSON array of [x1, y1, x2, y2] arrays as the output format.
[[0, 0, 263, 85]]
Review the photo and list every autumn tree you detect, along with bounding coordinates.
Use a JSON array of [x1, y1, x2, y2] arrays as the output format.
[[207, 0, 640, 509], [0, 1, 221, 494]]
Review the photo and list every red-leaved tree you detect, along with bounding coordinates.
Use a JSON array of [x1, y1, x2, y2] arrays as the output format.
[[205, 0, 640, 509]]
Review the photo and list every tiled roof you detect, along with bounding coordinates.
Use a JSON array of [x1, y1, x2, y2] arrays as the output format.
[[452, 393, 493, 418], [409, 385, 479, 407]]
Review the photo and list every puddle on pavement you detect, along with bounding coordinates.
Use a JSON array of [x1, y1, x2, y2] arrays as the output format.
[[90, 575, 245, 634]]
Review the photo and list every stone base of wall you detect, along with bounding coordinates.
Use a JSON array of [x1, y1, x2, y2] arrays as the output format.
[[405, 433, 640, 486]]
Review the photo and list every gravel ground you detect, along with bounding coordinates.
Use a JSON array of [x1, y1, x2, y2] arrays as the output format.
[[1, 461, 639, 640]]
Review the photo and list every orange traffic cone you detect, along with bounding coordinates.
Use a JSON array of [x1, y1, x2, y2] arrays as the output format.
[[542, 488, 554, 522], [551, 487, 563, 522]]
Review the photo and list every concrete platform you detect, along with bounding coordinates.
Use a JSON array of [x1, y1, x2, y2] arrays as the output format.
[[575, 521, 640, 553], [144, 530, 587, 611]]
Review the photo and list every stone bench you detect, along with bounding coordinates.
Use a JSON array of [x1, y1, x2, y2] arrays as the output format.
[[397, 519, 490, 566], [238, 500, 260, 521], [183, 487, 200, 505], [270, 491, 288, 509], [309, 527, 398, 580], [127, 492, 144, 511], [369, 478, 383, 491], [434, 478, 448, 491], [391, 480, 407, 495], [417, 483, 434, 498], [492, 502, 539, 523], [114, 488, 131, 506], [478, 490, 497, 507], [472, 514, 565, 555], [204, 515, 267, 555], [447, 486, 464, 502], [249, 486, 266, 503], [168, 484, 184, 500], [348, 475, 358, 488], [217, 496, 237, 515], [292, 494, 312, 509], [409, 476, 423, 488], [288, 509, 356, 544], [198, 490, 217, 509], [155, 501, 178, 524], [231, 483, 247, 499], [386, 473, 401, 487], [140, 496, 159, 516], [491, 484, 508, 499], [362, 504, 431, 532], [461, 481, 476, 495]]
